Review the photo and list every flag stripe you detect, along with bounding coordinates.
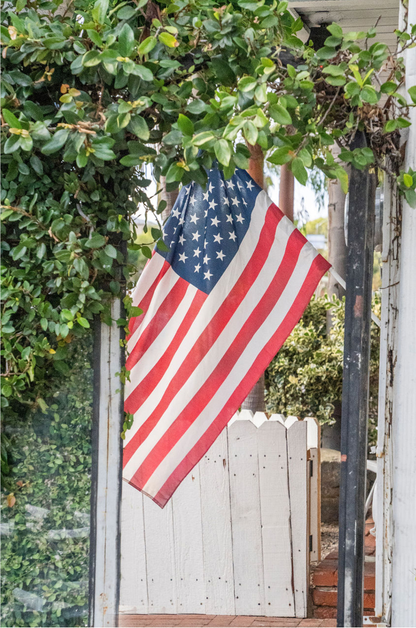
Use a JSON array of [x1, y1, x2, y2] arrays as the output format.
[[123, 288, 208, 446], [127, 228, 308, 489], [122, 202, 283, 463], [126, 276, 190, 372], [149, 253, 330, 506], [127, 258, 170, 338]]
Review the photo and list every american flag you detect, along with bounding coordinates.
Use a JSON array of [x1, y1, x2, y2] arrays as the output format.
[[123, 166, 330, 507]]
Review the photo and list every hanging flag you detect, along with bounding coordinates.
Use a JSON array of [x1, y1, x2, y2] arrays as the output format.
[[123, 166, 330, 507]]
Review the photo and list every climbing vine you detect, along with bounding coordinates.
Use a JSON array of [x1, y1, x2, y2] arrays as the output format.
[[1, 0, 416, 458]]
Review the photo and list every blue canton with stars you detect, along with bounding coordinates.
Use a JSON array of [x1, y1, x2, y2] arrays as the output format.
[[155, 167, 262, 295]]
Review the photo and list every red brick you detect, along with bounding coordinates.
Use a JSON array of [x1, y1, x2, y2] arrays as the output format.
[[363, 591, 375, 611], [312, 561, 338, 587], [298, 620, 322, 626], [251, 620, 300, 627], [312, 588, 337, 608], [319, 620, 337, 627], [229, 618, 254, 626], [313, 607, 337, 619]]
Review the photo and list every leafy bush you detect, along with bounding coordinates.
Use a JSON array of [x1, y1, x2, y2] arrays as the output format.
[[1, 339, 93, 628], [265, 295, 380, 446]]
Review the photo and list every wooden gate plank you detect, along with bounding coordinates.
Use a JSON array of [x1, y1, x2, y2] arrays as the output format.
[[229, 418, 265, 615], [143, 498, 177, 614], [172, 464, 206, 614], [120, 483, 148, 613], [257, 419, 296, 617], [199, 430, 235, 615], [287, 420, 309, 618]]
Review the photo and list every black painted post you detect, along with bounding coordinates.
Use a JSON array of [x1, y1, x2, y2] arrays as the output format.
[[337, 131, 376, 627]]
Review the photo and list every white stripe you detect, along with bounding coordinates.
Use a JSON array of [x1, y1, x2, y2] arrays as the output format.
[[123, 225, 313, 483], [142, 244, 318, 496], [125, 191, 270, 393], [122, 209, 294, 479], [127, 265, 181, 354], [131, 253, 165, 308]]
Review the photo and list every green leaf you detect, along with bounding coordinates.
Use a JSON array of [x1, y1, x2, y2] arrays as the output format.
[[159, 32, 178, 48], [131, 64, 153, 81], [177, 114, 194, 136], [403, 173, 413, 188], [210, 57, 236, 86], [83, 50, 101, 66], [77, 317, 90, 328], [105, 244, 118, 258], [214, 139, 231, 166], [128, 115, 150, 140], [360, 86, 379, 104], [141, 246, 152, 259], [12, 242, 27, 260], [119, 23, 135, 57], [327, 23, 343, 38], [138, 36, 157, 55], [91, 0, 109, 24], [243, 120, 258, 145], [85, 233, 106, 248], [239, 77, 257, 92], [23, 101, 44, 121], [380, 81, 397, 94], [120, 154, 143, 166], [408, 85, 416, 104], [405, 189, 416, 208], [4, 135, 21, 154], [270, 104, 292, 125], [3, 109, 22, 129], [336, 167, 349, 194], [117, 5, 137, 19], [268, 146, 292, 165], [87, 29, 103, 47], [291, 157, 308, 185], [41, 129, 69, 155], [192, 131, 216, 146]]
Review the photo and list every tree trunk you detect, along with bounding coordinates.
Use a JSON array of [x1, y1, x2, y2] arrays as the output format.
[[279, 163, 294, 222], [241, 145, 266, 412], [159, 177, 179, 221], [327, 177, 347, 299]]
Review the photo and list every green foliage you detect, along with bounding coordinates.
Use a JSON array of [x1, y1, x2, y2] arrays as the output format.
[[265, 295, 380, 446], [1, 339, 93, 627]]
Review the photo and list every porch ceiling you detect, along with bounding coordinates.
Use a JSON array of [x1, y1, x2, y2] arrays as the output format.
[[288, 0, 400, 51]]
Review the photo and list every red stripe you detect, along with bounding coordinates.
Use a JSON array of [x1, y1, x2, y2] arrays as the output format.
[[127, 259, 170, 339], [126, 276, 189, 372], [148, 253, 330, 507], [129, 228, 309, 489], [122, 204, 283, 462], [124, 288, 208, 431]]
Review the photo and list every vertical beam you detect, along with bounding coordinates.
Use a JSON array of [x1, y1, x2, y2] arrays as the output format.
[[337, 131, 375, 627], [90, 298, 124, 627], [391, 2, 416, 624], [279, 164, 294, 222]]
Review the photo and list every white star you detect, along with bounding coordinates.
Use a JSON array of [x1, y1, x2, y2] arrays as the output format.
[[226, 180, 235, 190], [190, 195, 197, 206], [236, 213, 244, 224], [171, 207, 180, 219], [246, 180, 254, 191], [216, 250, 226, 261], [173, 226, 177, 233], [190, 213, 199, 224], [223, 197, 230, 206], [170, 240, 175, 246], [179, 216, 185, 225], [203, 190, 209, 201], [204, 240, 208, 249], [204, 269, 213, 280], [211, 216, 220, 227], [229, 231, 237, 241], [185, 186, 191, 195], [231, 197, 240, 207], [179, 234, 186, 245], [192, 231, 201, 241], [226, 214, 233, 223], [179, 252, 188, 263], [213, 233, 223, 244], [237, 181, 244, 190], [194, 263, 201, 273], [204, 209, 208, 217], [243, 198, 248, 206], [208, 181, 215, 193], [209, 199, 218, 211], [220, 179, 225, 187], [193, 247, 201, 257], [203, 254, 210, 264]]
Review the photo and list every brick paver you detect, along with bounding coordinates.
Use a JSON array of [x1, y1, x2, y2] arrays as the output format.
[[119, 615, 321, 627]]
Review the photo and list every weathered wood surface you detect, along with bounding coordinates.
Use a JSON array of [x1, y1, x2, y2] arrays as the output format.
[[120, 413, 319, 618]]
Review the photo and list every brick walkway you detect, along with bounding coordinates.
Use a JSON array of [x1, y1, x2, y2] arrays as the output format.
[[118, 615, 336, 627]]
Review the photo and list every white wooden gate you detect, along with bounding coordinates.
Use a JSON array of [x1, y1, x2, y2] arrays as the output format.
[[120, 412, 320, 618]]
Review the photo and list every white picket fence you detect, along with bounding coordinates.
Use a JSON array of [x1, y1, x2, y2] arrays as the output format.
[[120, 412, 320, 618]]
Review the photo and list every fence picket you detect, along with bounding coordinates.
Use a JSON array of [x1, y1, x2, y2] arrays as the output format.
[[228, 418, 265, 615], [257, 419, 296, 617], [287, 420, 309, 617], [199, 430, 235, 615]]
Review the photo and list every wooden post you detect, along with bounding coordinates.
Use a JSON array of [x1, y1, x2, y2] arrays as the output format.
[[279, 164, 294, 222], [337, 131, 375, 628], [242, 144, 266, 411]]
